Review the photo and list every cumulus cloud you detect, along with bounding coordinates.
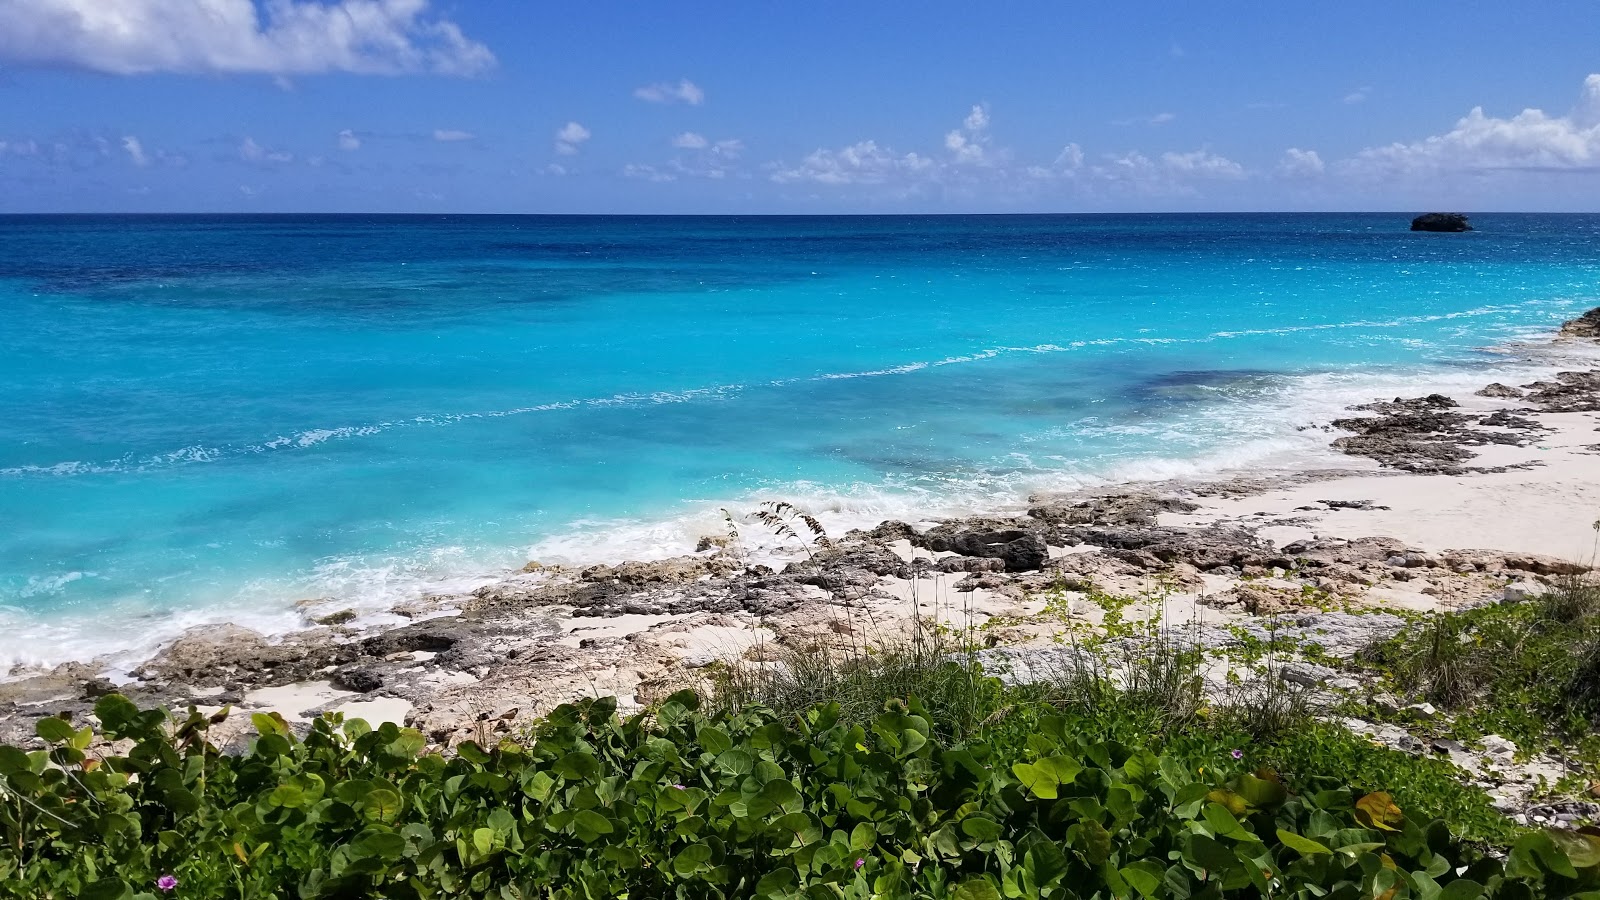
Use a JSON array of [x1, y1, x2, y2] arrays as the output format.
[[944, 103, 994, 165], [1083, 149, 1244, 194], [121, 135, 149, 167], [633, 79, 704, 105], [0, 0, 495, 77], [1348, 74, 1600, 176], [1343, 87, 1370, 105], [771, 140, 934, 185], [238, 136, 292, 165], [1278, 148, 1324, 177], [337, 129, 361, 151], [553, 121, 591, 155], [671, 131, 709, 150], [433, 129, 473, 142]]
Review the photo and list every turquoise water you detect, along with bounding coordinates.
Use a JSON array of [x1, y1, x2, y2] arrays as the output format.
[[3, 214, 1598, 667]]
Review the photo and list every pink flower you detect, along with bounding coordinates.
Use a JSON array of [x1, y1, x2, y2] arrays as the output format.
[[1231, 749, 1243, 760], [854, 858, 865, 870], [672, 783, 686, 789], [156, 875, 178, 892]]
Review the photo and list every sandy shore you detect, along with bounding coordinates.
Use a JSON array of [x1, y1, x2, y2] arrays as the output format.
[[3, 317, 1599, 778]]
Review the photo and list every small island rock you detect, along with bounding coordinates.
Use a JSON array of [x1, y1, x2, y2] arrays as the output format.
[[1411, 213, 1473, 232]]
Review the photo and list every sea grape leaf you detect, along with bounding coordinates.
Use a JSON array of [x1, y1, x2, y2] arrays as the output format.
[[1354, 792, 1404, 832], [1276, 829, 1332, 857]]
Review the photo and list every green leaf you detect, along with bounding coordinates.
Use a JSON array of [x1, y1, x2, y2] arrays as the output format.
[[1012, 762, 1058, 799], [362, 788, 403, 822], [1071, 819, 1112, 865], [850, 822, 877, 852], [1202, 802, 1246, 839], [1510, 830, 1579, 879], [697, 724, 733, 756], [1276, 829, 1332, 857], [1120, 859, 1165, 899], [79, 878, 132, 900], [754, 867, 797, 897], [1546, 828, 1600, 870], [35, 716, 74, 744], [1438, 880, 1486, 900], [0, 746, 30, 776], [672, 842, 713, 876], [353, 831, 406, 861], [572, 809, 614, 842], [961, 815, 1002, 844], [1236, 772, 1288, 808], [952, 878, 1002, 900]]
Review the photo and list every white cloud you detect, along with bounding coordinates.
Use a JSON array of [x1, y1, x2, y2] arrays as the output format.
[[671, 131, 709, 149], [433, 129, 473, 142], [121, 135, 149, 167], [337, 129, 361, 151], [239, 136, 292, 164], [1028, 146, 1246, 196], [712, 138, 744, 158], [1344, 87, 1370, 105], [944, 103, 994, 165], [540, 163, 567, 176], [633, 78, 704, 105], [770, 140, 934, 185], [622, 163, 676, 182], [1278, 148, 1324, 177], [554, 121, 590, 155], [1115, 112, 1177, 126], [0, 0, 494, 76], [1348, 74, 1600, 176]]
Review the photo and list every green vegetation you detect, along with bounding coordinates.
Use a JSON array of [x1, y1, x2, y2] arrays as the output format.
[[7, 572, 1598, 898], [1355, 575, 1600, 769], [6, 689, 1600, 900]]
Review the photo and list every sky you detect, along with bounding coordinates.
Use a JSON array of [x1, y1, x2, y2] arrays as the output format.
[[2, 0, 1600, 213]]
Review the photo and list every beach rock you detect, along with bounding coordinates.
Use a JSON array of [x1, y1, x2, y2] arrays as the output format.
[[331, 667, 384, 693], [916, 528, 1048, 572], [1519, 370, 1600, 413], [135, 624, 345, 685], [1410, 213, 1473, 232], [1503, 581, 1548, 603], [1560, 307, 1600, 339], [1027, 492, 1198, 527], [1476, 383, 1525, 399], [1330, 392, 1539, 473]]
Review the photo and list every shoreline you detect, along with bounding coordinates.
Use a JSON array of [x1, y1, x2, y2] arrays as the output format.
[[8, 327, 1599, 677], [3, 318, 1600, 757]]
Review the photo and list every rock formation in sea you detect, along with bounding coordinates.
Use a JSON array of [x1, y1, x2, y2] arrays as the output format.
[[1559, 305, 1600, 339], [1410, 213, 1473, 232]]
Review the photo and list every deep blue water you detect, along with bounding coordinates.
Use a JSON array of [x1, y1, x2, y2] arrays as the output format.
[[3, 213, 1598, 668]]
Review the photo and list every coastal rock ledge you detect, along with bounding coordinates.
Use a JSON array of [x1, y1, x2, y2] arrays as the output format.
[[1560, 306, 1600, 339], [1410, 212, 1473, 232]]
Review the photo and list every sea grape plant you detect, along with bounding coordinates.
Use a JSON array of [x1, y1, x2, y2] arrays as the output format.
[[1, 691, 1598, 898]]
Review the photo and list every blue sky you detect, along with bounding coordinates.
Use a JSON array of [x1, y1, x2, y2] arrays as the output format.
[[2, 0, 1599, 213]]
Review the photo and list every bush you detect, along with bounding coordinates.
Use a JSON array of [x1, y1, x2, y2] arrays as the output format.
[[3, 692, 1598, 899]]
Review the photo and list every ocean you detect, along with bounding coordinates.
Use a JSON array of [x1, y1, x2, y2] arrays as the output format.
[[3, 213, 1598, 671]]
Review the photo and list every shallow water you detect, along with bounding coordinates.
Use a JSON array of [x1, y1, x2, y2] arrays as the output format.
[[2, 213, 1597, 668]]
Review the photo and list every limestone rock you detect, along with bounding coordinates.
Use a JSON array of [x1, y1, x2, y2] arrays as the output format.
[[1559, 306, 1600, 339]]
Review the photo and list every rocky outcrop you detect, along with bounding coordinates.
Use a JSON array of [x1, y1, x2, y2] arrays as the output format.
[[1027, 492, 1199, 527], [1518, 371, 1600, 413], [1559, 307, 1600, 339], [1330, 393, 1541, 473], [1410, 213, 1473, 232]]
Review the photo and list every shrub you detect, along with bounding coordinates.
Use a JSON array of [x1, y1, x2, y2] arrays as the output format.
[[3, 692, 1597, 899]]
